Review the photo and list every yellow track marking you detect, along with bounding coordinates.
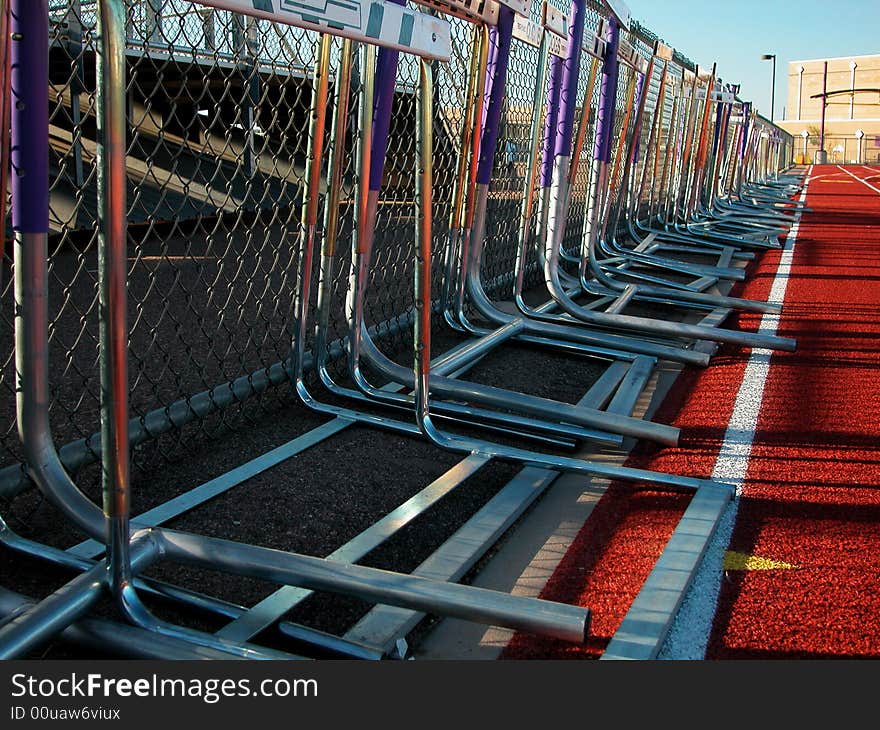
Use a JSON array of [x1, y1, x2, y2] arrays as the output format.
[[723, 551, 798, 571]]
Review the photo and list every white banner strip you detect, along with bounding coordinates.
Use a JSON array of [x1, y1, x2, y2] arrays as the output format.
[[583, 28, 605, 59], [604, 0, 631, 30], [195, 0, 452, 59], [512, 13, 542, 48], [511, 13, 567, 57], [542, 2, 567, 37], [617, 39, 640, 69], [547, 31, 567, 58], [409, 0, 498, 26], [655, 41, 674, 62], [696, 89, 735, 103], [497, 0, 530, 15]]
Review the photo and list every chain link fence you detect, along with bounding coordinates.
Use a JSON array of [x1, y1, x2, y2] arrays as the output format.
[[0, 0, 794, 499], [791, 134, 879, 165]]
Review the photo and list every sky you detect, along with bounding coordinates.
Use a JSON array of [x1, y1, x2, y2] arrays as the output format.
[[622, 0, 880, 123]]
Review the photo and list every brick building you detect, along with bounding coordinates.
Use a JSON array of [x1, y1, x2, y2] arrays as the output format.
[[777, 53, 880, 164]]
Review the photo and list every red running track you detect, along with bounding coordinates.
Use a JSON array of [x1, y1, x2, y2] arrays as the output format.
[[502, 165, 880, 660]]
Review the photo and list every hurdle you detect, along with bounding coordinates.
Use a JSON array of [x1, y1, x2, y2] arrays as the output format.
[[678, 102, 804, 238], [319, 0, 707, 448], [586, 29, 802, 280], [0, 0, 801, 661], [515, 6, 797, 353], [0, 0, 595, 660], [439, 1, 717, 368], [635, 77, 794, 251], [580, 42, 786, 314]]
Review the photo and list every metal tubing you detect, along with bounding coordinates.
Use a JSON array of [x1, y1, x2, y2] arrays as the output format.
[[159, 526, 591, 645], [0, 586, 259, 660], [409, 54, 731, 493], [92, 0, 310, 662], [512, 26, 554, 316], [596, 62, 781, 314], [595, 63, 745, 283], [0, 511, 368, 658], [96, 0, 132, 603], [359, 330, 678, 444], [5, 0, 664, 662], [13, 0, 107, 539], [450, 25, 490, 329], [0, 0, 10, 287], [341, 12, 684, 444], [0, 533, 160, 660], [0, 563, 114, 659], [538, 18, 795, 353], [3, 0, 800, 663], [453, 17, 710, 367], [302, 38, 623, 446]]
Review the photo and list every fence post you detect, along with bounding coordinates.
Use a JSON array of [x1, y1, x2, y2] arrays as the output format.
[[199, 7, 215, 51], [64, 0, 85, 187], [232, 13, 258, 178], [146, 0, 162, 45]]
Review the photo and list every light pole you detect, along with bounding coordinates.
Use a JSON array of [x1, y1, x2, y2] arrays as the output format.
[[761, 53, 776, 122], [819, 61, 828, 163]]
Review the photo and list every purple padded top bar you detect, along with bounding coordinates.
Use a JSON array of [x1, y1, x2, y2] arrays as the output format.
[[593, 17, 619, 164], [740, 101, 751, 158], [552, 0, 586, 159], [368, 0, 406, 192], [540, 56, 564, 187], [711, 83, 726, 156], [475, 6, 514, 186], [630, 70, 645, 163], [11, 0, 49, 234], [480, 25, 499, 138]]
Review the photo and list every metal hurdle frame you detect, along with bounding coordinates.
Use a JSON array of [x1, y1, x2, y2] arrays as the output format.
[[578, 45, 783, 316], [430, 0, 697, 377], [638, 73, 790, 249], [393, 0, 732, 491], [0, 0, 736, 663], [599, 32, 802, 263], [0, 0, 732, 508], [438, 0, 717, 369], [516, 5, 797, 353], [601, 53, 742, 275], [305, 0, 684, 447], [588, 54, 754, 278], [0, 0, 803, 661], [296, 0, 759, 476], [318, 0, 710, 450], [579, 39, 750, 286], [0, 0, 602, 661], [679, 102, 803, 237], [286, 1, 668, 452]]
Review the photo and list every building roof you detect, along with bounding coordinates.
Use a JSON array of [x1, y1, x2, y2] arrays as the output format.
[[789, 53, 880, 65]]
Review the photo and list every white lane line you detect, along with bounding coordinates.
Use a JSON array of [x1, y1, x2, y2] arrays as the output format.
[[800, 171, 845, 183], [856, 166, 880, 184], [658, 166, 813, 660], [838, 165, 880, 195]]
